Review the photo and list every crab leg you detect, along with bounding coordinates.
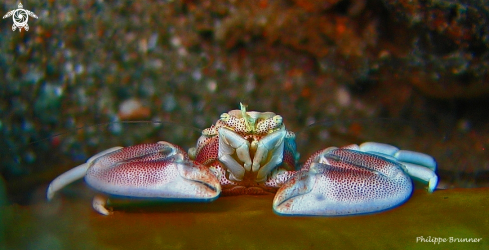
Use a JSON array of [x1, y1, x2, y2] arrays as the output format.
[[47, 162, 90, 200], [46, 146, 123, 200], [93, 195, 111, 215]]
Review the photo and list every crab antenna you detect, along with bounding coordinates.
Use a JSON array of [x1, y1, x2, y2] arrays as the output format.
[[240, 102, 254, 133], [240, 102, 248, 119]]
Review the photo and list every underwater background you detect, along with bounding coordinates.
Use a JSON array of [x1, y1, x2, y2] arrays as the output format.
[[1, 0, 488, 249]]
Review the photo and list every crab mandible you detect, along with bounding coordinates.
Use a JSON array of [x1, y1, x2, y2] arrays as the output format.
[[47, 103, 438, 216]]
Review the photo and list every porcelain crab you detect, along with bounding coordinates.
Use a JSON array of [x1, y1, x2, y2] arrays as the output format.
[[47, 104, 438, 216]]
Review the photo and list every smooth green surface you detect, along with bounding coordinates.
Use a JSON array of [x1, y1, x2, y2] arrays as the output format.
[[3, 188, 488, 249]]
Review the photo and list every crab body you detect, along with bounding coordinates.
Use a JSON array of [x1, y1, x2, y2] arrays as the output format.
[[47, 104, 438, 216], [188, 105, 298, 195]]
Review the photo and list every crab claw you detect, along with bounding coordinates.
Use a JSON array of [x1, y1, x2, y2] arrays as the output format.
[[85, 157, 221, 201], [84, 145, 221, 200], [47, 142, 221, 215], [273, 148, 414, 216]]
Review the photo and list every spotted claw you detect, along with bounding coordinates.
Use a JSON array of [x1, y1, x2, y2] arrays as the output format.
[[273, 142, 438, 216], [47, 142, 221, 215]]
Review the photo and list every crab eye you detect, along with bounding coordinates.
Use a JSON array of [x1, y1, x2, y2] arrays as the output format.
[[220, 113, 230, 121], [273, 115, 283, 125]]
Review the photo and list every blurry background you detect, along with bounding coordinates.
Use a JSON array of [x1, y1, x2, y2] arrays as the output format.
[[1, 0, 488, 205]]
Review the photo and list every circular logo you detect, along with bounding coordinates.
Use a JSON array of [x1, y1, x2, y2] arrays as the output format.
[[13, 9, 28, 26]]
